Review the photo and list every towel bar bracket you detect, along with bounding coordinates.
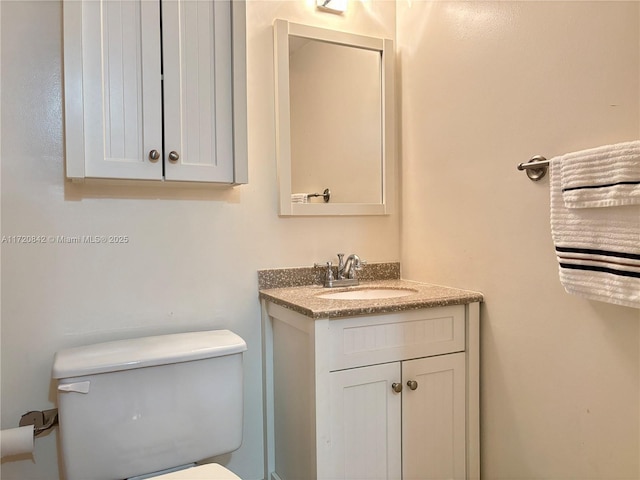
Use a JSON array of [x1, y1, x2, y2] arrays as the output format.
[[517, 155, 548, 181]]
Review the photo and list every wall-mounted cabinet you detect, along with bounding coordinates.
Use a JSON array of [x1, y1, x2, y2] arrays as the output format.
[[263, 302, 480, 480], [63, 0, 247, 184]]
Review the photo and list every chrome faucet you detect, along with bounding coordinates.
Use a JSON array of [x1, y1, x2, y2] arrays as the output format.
[[337, 253, 364, 280], [316, 253, 366, 288]]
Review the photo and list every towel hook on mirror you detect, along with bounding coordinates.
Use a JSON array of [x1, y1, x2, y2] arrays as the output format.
[[517, 155, 549, 181], [307, 188, 331, 203]]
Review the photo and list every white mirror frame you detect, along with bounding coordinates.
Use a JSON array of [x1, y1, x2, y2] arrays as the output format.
[[274, 19, 396, 216]]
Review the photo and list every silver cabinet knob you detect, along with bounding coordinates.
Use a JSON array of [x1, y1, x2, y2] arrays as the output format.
[[168, 151, 180, 162], [391, 382, 403, 393], [148, 149, 160, 162], [407, 380, 418, 391]]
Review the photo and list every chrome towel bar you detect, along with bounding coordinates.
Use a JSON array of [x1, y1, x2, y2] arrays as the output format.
[[517, 155, 548, 181]]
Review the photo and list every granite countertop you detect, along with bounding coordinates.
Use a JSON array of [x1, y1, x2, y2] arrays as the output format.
[[259, 279, 483, 319]]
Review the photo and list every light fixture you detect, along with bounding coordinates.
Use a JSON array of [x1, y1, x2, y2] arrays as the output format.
[[316, 0, 347, 14]]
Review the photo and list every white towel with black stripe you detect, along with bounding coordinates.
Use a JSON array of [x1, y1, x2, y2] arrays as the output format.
[[550, 156, 640, 308], [560, 140, 640, 208]]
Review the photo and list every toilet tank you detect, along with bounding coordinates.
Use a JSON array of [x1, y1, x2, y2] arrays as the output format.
[[52, 330, 247, 480]]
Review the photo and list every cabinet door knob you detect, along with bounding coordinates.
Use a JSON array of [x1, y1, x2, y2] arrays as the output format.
[[407, 380, 418, 391], [168, 151, 180, 162], [148, 149, 160, 162], [391, 382, 403, 393]]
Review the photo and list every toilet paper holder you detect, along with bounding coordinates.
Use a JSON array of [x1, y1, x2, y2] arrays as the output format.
[[19, 409, 58, 437]]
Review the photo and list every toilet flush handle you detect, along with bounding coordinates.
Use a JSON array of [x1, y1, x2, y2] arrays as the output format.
[[58, 381, 90, 394]]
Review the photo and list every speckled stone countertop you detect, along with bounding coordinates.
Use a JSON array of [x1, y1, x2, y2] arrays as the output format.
[[258, 265, 483, 319]]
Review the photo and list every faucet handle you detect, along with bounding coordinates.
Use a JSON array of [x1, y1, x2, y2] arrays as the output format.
[[325, 261, 334, 287], [336, 253, 345, 279], [314, 261, 335, 287]]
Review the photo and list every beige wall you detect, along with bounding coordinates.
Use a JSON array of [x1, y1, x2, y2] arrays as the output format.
[[0, 1, 398, 479], [398, 1, 640, 478], [3, 0, 639, 479]]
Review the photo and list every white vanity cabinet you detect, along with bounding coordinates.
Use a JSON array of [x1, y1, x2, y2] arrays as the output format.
[[264, 301, 480, 480], [63, 0, 247, 184]]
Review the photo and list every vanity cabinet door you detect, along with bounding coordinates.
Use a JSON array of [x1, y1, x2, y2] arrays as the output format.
[[326, 362, 402, 480], [402, 353, 467, 480]]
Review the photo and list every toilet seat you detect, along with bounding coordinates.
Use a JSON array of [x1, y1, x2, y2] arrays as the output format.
[[151, 464, 241, 480]]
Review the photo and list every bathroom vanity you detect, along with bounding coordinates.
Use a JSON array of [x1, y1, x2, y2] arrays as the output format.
[[259, 266, 482, 480]]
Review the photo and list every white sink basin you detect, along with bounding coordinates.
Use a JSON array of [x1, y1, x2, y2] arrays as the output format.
[[316, 287, 417, 300]]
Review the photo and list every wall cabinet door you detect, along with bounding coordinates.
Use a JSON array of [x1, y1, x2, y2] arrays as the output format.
[[403, 353, 466, 480], [63, 0, 246, 184], [65, 0, 163, 180], [327, 363, 402, 480], [161, 0, 234, 182]]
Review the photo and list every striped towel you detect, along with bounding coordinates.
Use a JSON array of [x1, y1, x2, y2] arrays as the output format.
[[560, 140, 640, 208], [550, 156, 640, 308]]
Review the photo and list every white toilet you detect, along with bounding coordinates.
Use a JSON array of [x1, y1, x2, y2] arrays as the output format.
[[52, 329, 247, 480]]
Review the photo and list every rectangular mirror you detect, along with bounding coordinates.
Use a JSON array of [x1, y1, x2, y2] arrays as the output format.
[[274, 20, 395, 216]]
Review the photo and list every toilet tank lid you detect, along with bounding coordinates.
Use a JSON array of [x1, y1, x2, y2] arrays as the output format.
[[52, 330, 247, 379]]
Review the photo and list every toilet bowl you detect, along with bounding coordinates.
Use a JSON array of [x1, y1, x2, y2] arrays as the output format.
[[52, 330, 247, 480], [138, 463, 241, 480]]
